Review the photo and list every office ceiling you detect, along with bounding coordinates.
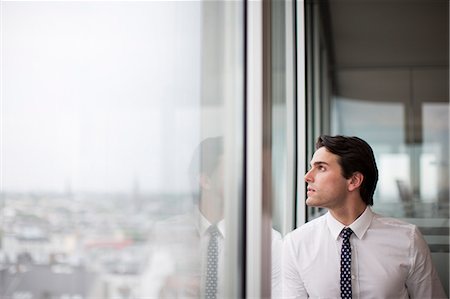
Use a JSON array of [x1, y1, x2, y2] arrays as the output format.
[[329, 0, 449, 69], [327, 0, 449, 102]]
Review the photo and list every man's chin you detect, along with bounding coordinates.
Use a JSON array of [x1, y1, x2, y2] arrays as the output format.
[[305, 198, 320, 208]]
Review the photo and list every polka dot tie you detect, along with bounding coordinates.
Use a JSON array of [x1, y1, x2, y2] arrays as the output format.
[[206, 225, 219, 299], [340, 227, 353, 299]]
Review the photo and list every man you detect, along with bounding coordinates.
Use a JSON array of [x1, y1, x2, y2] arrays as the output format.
[[153, 137, 282, 298], [282, 135, 446, 298], [153, 136, 225, 298]]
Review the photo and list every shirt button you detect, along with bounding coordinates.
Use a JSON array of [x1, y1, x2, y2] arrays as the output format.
[[351, 275, 356, 280]]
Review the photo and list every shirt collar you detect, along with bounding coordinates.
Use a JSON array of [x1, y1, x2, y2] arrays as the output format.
[[326, 206, 374, 240], [195, 207, 226, 238]]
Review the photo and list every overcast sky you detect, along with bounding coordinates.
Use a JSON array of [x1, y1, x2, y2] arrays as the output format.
[[1, 1, 204, 193]]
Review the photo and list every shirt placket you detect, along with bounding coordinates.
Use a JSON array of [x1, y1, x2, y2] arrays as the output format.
[[337, 234, 360, 299], [351, 238, 360, 299]]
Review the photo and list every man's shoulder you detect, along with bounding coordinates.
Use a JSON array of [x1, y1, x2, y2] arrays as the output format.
[[154, 212, 197, 229], [152, 212, 199, 241], [284, 213, 330, 258], [370, 211, 421, 241], [372, 212, 418, 230], [287, 213, 328, 239]]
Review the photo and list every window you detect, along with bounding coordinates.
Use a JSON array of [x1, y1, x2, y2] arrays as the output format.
[[0, 1, 244, 298]]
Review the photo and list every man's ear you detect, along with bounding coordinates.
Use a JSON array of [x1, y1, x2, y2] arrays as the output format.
[[348, 172, 364, 192], [199, 174, 212, 190]]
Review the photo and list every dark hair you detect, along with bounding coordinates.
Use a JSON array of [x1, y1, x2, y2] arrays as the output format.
[[315, 135, 378, 205], [190, 137, 223, 176]]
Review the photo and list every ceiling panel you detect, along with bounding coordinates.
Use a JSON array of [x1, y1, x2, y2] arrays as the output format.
[[329, 0, 449, 68]]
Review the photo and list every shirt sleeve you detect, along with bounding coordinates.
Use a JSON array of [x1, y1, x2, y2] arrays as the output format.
[[406, 226, 447, 299], [282, 233, 308, 299]]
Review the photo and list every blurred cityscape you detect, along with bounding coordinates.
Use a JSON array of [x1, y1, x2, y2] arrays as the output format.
[[0, 191, 191, 299]]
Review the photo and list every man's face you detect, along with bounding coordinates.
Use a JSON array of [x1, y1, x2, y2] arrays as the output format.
[[209, 155, 224, 201], [304, 147, 351, 209]]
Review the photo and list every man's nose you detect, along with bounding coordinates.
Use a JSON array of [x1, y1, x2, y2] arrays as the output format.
[[304, 169, 313, 182]]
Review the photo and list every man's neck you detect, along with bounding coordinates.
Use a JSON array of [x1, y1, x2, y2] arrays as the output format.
[[330, 202, 367, 226], [199, 195, 224, 224]]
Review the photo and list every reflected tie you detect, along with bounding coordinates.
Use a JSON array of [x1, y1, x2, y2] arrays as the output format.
[[206, 225, 219, 299], [340, 228, 353, 299]]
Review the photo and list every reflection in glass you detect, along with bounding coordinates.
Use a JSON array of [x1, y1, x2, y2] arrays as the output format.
[[0, 1, 243, 298], [152, 137, 224, 298]]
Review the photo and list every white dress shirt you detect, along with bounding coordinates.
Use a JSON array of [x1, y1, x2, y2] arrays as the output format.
[[151, 208, 225, 298], [197, 210, 226, 298], [282, 207, 447, 299]]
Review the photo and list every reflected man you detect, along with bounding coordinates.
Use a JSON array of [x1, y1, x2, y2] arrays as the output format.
[[154, 136, 225, 298], [283, 135, 446, 298]]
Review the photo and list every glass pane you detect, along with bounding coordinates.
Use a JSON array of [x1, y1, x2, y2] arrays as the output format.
[[0, 1, 244, 298], [332, 94, 449, 295], [271, 0, 298, 297], [307, 0, 449, 295]]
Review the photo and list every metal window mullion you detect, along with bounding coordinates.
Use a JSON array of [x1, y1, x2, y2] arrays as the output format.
[[223, 1, 245, 298], [246, 0, 272, 298], [296, 0, 307, 227]]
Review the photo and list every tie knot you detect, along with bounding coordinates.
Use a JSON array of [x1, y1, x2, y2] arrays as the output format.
[[207, 224, 220, 237], [341, 227, 353, 240]]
